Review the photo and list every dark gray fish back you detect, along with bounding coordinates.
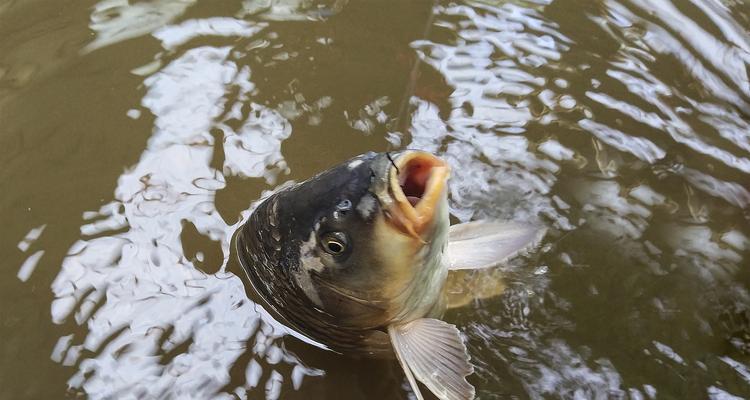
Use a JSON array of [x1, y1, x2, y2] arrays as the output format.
[[236, 152, 393, 355]]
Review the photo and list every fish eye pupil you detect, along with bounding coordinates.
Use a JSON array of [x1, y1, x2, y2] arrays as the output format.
[[326, 240, 344, 254], [321, 232, 348, 255]]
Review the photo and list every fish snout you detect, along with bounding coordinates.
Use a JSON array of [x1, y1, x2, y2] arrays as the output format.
[[386, 151, 450, 240]]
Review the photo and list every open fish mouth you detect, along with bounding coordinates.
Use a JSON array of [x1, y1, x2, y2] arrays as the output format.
[[387, 151, 450, 240]]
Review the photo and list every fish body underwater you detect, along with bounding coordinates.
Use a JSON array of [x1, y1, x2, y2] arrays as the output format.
[[236, 151, 545, 400]]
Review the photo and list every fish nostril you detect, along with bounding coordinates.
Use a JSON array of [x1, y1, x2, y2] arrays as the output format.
[[337, 199, 352, 212]]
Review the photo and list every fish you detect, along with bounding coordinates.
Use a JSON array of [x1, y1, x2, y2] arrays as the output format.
[[236, 150, 545, 400]]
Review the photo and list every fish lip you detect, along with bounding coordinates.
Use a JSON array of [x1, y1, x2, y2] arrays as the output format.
[[386, 151, 450, 240]]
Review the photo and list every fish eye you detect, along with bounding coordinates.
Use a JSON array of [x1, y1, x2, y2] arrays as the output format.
[[320, 231, 348, 255]]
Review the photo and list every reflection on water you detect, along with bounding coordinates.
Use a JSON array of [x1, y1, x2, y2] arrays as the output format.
[[2, 0, 750, 398], [85, 0, 197, 53], [239, 0, 349, 21], [49, 23, 322, 397]]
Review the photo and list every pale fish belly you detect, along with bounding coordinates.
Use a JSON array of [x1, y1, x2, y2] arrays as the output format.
[[391, 200, 451, 323]]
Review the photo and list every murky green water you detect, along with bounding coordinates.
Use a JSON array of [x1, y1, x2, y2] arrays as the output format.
[[2, 0, 750, 398]]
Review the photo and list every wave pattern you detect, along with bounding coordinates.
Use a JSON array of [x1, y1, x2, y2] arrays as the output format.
[[5, 0, 750, 398], [48, 24, 318, 399], [406, 0, 750, 398]]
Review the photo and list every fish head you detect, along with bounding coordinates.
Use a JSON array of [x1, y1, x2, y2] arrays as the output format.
[[275, 150, 451, 329]]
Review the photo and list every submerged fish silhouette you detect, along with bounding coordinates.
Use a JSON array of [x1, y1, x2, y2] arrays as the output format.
[[236, 151, 545, 399]]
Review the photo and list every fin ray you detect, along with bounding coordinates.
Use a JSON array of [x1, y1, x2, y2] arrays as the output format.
[[447, 220, 546, 270], [389, 319, 475, 400], [388, 325, 425, 400]]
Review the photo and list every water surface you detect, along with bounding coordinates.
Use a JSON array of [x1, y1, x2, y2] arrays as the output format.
[[2, 0, 750, 398]]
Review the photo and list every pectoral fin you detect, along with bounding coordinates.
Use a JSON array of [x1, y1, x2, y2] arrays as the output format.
[[388, 319, 475, 400], [447, 220, 546, 270]]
